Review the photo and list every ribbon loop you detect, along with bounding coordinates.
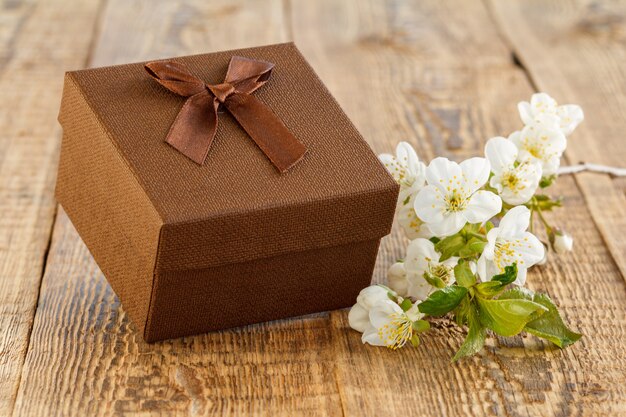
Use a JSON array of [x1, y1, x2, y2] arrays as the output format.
[[145, 57, 306, 173], [208, 82, 235, 103]]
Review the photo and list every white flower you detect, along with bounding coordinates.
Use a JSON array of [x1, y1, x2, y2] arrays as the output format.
[[509, 125, 566, 176], [379, 141, 426, 204], [396, 193, 435, 239], [552, 230, 574, 254], [348, 285, 390, 333], [485, 137, 542, 205], [404, 238, 458, 298], [477, 206, 545, 286], [518, 92, 584, 136], [414, 157, 502, 237], [361, 300, 423, 349], [387, 239, 459, 299]]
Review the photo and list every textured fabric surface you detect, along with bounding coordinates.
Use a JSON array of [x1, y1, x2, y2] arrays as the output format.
[[65, 42, 398, 271], [146, 239, 381, 342], [56, 42, 399, 341], [56, 75, 163, 336]]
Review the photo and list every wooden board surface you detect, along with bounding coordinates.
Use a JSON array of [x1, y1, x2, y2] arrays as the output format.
[[0, 0, 104, 412], [1, 0, 625, 416]]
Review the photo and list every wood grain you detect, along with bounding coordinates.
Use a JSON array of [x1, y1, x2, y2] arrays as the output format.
[[488, 0, 626, 278], [292, 0, 626, 415], [4, 0, 626, 416], [13, 1, 342, 416], [0, 0, 103, 412]]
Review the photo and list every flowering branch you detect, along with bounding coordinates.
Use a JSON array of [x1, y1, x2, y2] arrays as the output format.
[[558, 163, 626, 177], [350, 93, 584, 359]]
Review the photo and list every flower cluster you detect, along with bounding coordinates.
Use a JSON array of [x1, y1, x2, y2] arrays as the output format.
[[350, 93, 583, 360]]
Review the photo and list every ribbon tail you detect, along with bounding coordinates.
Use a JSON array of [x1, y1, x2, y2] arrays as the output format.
[[165, 91, 219, 165], [224, 93, 307, 173]]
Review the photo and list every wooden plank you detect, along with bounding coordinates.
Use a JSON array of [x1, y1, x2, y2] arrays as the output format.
[[487, 0, 626, 278], [12, 1, 343, 416], [10, 0, 626, 416], [0, 0, 103, 413], [292, 0, 626, 415]]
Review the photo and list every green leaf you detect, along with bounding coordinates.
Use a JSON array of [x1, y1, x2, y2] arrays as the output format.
[[418, 286, 468, 317], [454, 262, 476, 288], [399, 298, 413, 312], [500, 290, 582, 348], [453, 297, 470, 326], [402, 194, 411, 205], [498, 287, 544, 321], [475, 281, 506, 298], [485, 221, 494, 233], [491, 263, 518, 286], [476, 296, 548, 337], [499, 286, 534, 300], [452, 303, 486, 361], [435, 235, 466, 262]]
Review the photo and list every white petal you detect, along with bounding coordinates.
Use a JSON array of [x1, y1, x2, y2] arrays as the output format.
[[542, 155, 561, 176], [484, 228, 498, 259], [362, 325, 385, 346], [556, 104, 584, 136], [348, 304, 370, 333], [356, 285, 390, 310], [429, 212, 467, 237], [464, 190, 502, 224], [369, 300, 403, 329], [541, 127, 567, 154], [534, 113, 562, 131], [414, 186, 446, 224], [477, 253, 489, 282], [515, 232, 545, 266], [499, 189, 533, 206], [405, 238, 439, 275], [397, 195, 432, 239], [379, 153, 402, 182], [477, 254, 502, 282], [489, 174, 505, 194], [485, 137, 518, 174], [513, 266, 528, 286], [396, 142, 424, 185], [406, 278, 433, 300], [530, 92, 557, 110], [425, 157, 462, 191], [498, 206, 531, 237], [508, 130, 522, 148], [387, 262, 408, 296], [460, 157, 491, 193], [518, 101, 533, 126]]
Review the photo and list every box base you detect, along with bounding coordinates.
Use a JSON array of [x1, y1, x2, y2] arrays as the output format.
[[143, 239, 380, 342]]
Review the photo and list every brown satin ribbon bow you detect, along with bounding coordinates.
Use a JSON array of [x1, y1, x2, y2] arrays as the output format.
[[144, 56, 307, 173]]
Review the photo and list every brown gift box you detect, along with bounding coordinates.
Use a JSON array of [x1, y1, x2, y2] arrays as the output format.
[[55, 42, 399, 342]]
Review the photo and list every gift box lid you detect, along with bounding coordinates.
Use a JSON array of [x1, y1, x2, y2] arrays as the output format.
[[58, 42, 398, 272]]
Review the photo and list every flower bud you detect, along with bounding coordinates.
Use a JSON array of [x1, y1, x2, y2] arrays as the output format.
[[550, 228, 573, 254], [356, 285, 390, 310]]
